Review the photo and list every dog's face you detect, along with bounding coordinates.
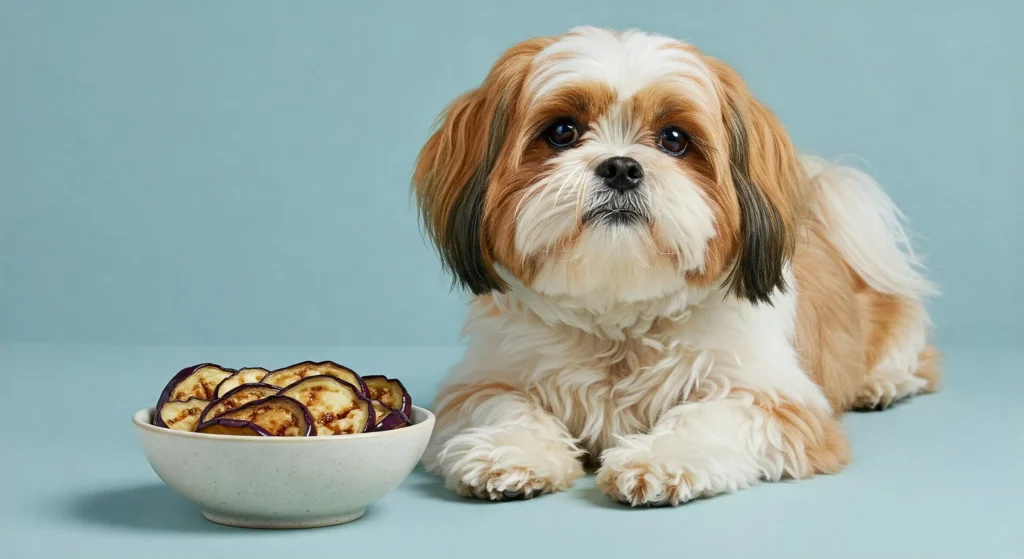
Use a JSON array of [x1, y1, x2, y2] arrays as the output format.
[[414, 27, 808, 305]]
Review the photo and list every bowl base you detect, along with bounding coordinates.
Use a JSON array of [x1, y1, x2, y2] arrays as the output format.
[[202, 509, 365, 529]]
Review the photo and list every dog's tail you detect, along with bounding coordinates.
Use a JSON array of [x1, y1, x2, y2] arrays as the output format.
[[801, 155, 937, 301]]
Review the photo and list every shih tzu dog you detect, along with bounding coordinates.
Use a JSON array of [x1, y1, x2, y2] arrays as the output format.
[[411, 26, 939, 506]]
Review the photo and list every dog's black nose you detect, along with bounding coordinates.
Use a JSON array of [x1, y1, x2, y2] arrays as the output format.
[[596, 156, 644, 193]]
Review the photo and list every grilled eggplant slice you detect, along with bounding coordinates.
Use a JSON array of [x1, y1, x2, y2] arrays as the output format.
[[155, 399, 211, 431], [200, 383, 280, 424], [279, 376, 373, 436], [370, 399, 411, 431], [202, 395, 315, 436], [154, 364, 235, 428], [363, 376, 412, 418], [316, 362, 369, 398], [196, 417, 273, 437], [260, 361, 317, 388], [262, 361, 368, 397], [214, 367, 271, 398]]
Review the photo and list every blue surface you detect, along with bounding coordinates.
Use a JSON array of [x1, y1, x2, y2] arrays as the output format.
[[1, 0, 1022, 348], [3, 345, 1022, 558], [2, 2, 1021, 557]]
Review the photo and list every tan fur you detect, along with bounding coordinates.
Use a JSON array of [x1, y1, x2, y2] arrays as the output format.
[[792, 219, 941, 414], [416, 28, 939, 505], [486, 81, 618, 283], [412, 37, 554, 286], [747, 392, 853, 476], [795, 221, 942, 413], [792, 222, 871, 412], [703, 55, 812, 276], [626, 84, 738, 281]]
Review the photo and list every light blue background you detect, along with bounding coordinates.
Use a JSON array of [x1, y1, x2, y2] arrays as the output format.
[[2, 0, 1021, 348], [3, 3, 1022, 558]]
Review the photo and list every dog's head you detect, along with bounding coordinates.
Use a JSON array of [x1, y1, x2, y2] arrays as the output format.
[[413, 27, 808, 305]]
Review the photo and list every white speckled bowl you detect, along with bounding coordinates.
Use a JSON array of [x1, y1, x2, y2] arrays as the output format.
[[133, 405, 434, 529]]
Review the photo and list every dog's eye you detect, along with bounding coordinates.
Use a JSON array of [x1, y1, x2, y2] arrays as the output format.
[[658, 127, 689, 156], [545, 119, 580, 148]]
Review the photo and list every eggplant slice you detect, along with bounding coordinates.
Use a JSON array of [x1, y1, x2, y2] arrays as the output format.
[[200, 383, 280, 424], [155, 399, 211, 431], [315, 362, 370, 398], [196, 417, 273, 437], [363, 376, 412, 418], [262, 361, 369, 397], [370, 399, 411, 431], [202, 395, 315, 436], [279, 376, 374, 436], [214, 367, 271, 398], [158, 364, 235, 404], [153, 364, 235, 429]]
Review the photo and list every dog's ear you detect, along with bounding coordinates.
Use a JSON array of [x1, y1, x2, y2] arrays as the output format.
[[412, 40, 548, 296], [413, 87, 509, 295], [707, 59, 809, 305]]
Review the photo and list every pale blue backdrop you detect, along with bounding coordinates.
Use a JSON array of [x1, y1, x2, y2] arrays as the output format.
[[2, 0, 1021, 348], [4, 3, 1023, 558]]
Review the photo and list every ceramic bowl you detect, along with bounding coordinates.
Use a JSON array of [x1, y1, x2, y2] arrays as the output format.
[[133, 405, 435, 529]]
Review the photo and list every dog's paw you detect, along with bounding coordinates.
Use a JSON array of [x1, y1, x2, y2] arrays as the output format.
[[454, 463, 563, 500], [429, 428, 584, 501], [596, 445, 694, 507]]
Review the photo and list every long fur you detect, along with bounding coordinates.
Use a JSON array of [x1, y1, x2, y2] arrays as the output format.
[[412, 27, 939, 505]]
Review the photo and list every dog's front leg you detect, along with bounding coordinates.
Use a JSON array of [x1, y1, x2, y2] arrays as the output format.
[[596, 389, 851, 506], [424, 382, 585, 500]]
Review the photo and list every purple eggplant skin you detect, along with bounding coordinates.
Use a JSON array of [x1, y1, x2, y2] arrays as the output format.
[[153, 363, 233, 427], [195, 417, 274, 437], [360, 393, 376, 434], [374, 407, 412, 431], [369, 398, 410, 432], [363, 375, 412, 419], [213, 395, 316, 437], [354, 393, 376, 434]]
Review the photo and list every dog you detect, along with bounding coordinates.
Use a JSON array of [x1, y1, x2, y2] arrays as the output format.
[[411, 26, 939, 506]]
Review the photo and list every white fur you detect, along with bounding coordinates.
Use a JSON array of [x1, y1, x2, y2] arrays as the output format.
[[513, 131, 717, 302], [598, 394, 798, 506], [424, 269, 834, 503], [529, 27, 717, 109], [516, 54, 719, 302], [515, 27, 722, 303], [804, 155, 937, 300], [422, 27, 935, 505]]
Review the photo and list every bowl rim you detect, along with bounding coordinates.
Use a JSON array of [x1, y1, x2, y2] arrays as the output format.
[[134, 405, 434, 442]]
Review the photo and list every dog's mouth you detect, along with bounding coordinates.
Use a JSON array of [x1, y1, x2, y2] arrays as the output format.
[[582, 203, 649, 226]]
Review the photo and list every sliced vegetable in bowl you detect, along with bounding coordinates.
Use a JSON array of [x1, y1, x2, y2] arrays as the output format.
[[197, 395, 315, 437], [200, 383, 280, 424], [363, 376, 412, 418], [155, 399, 211, 431], [149, 360, 416, 438], [196, 417, 274, 436], [279, 376, 374, 436], [154, 364, 234, 426], [262, 361, 369, 398], [371, 399, 411, 431], [215, 368, 271, 398]]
